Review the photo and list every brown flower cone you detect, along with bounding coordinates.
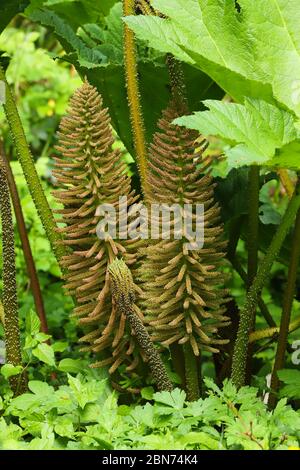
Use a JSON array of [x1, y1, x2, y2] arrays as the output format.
[[53, 80, 143, 373], [141, 100, 230, 354]]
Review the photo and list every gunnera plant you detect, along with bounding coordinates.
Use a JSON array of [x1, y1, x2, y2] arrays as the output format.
[[141, 99, 230, 399], [52, 80, 144, 374]]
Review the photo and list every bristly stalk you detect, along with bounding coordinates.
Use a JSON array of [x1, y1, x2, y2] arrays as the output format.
[[230, 255, 276, 328], [247, 166, 259, 289], [183, 342, 200, 401], [0, 158, 27, 395], [231, 182, 300, 388], [268, 205, 300, 409], [245, 165, 260, 383], [278, 169, 295, 199], [135, 0, 153, 15], [0, 145, 48, 334], [249, 316, 300, 344], [165, 54, 189, 112], [109, 259, 173, 392], [227, 212, 278, 330], [0, 64, 66, 264], [123, 0, 149, 196], [0, 300, 4, 325]]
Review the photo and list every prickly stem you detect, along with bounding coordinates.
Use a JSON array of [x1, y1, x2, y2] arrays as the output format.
[[109, 259, 173, 392], [0, 64, 66, 264], [231, 183, 300, 388], [0, 158, 27, 395], [123, 0, 149, 196]]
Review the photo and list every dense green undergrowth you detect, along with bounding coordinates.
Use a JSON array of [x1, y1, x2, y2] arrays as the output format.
[[1, 375, 300, 450], [1, 310, 299, 450]]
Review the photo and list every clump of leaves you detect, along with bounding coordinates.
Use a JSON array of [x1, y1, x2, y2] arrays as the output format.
[[0, 377, 299, 450]]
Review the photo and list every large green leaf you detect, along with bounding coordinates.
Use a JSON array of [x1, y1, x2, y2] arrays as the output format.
[[125, 0, 300, 118], [124, 0, 274, 105], [0, 1, 29, 34], [25, 1, 223, 155], [239, 0, 300, 118], [174, 98, 299, 169]]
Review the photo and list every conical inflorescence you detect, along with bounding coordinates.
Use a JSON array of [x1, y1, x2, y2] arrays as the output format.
[[53, 80, 143, 373], [141, 100, 230, 355]]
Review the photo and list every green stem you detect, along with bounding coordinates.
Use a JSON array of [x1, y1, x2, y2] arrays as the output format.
[[123, 0, 149, 196], [231, 183, 300, 388], [109, 259, 173, 392], [166, 54, 189, 111], [245, 166, 260, 382], [126, 305, 173, 392], [247, 166, 259, 288], [136, 0, 153, 15], [229, 256, 276, 328], [0, 159, 27, 395], [249, 316, 300, 344], [268, 206, 300, 409], [0, 64, 66, 263], [0, 146, 48, 334], [227, 216, 244, 260], [170, 343, 186, 388], [183, 343, 200, 401]]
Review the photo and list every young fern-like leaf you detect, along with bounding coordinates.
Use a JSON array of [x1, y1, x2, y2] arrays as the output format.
[[141, 100, 230, 356], [53, 80, 143, 373]]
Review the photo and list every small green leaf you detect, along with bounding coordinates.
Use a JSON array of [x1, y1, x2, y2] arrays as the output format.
[[153, 388, 186, 409], [25, 310, 41, 336], [24, 335, 38, 350], [79, 403, 102, 424], [1, 363, 23, 379], [58, 358, 84, 374], [271, 141, 300, 170], [52, 341, 68, 352], [54, 416, 74, 438], [28, 380, 53, 396], [7, 393, 38, 411], [278, 369, 300, 400], [35, 333, 52, 343], [32, 343, 55, 366], [180, 431, 221, 450], [141, 386, 154, 401]]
